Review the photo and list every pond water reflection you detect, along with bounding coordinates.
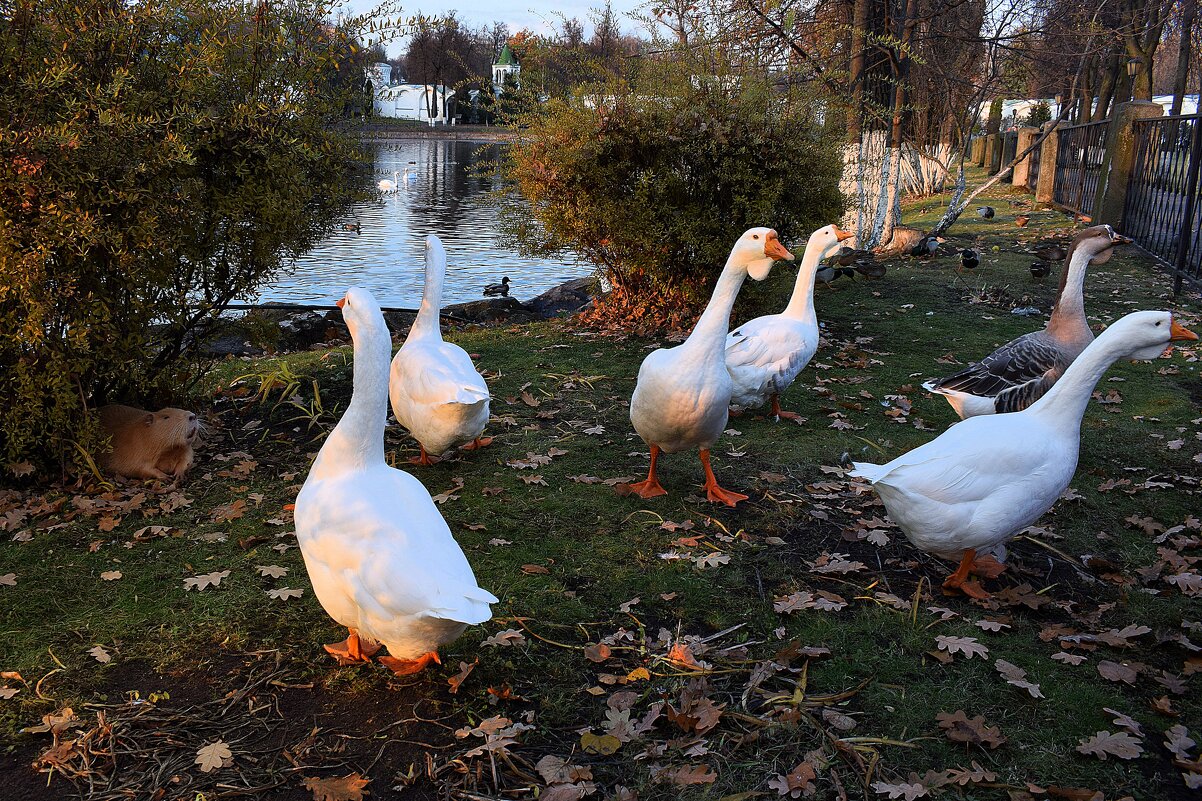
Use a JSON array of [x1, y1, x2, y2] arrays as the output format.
[[256, 139, 585, 308]]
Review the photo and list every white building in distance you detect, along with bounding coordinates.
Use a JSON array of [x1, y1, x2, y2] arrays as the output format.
[[370, 63, 450, 123]]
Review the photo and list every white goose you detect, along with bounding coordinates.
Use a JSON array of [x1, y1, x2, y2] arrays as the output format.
[[390, 235, 491, 465], [620, 228, 794, 506], [851, 311, 1196, 598], [725, 224, 853, 419], [295, 287, 497, 674]]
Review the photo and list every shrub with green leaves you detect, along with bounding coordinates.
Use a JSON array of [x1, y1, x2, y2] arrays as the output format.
[[0, 0, 375, 469], [500, 68, 845, 332]]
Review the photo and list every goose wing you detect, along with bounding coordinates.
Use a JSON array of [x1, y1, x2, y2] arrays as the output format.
[[725, 317, 815, 399], [926, 332, 1066, 400], [395, 340, 489, 406]]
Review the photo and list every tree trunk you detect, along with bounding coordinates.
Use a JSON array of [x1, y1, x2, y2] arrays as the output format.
[[1170, 0, 1196, 115], [985, 98, 1002, 135], [1092, 52, 1119, 121]]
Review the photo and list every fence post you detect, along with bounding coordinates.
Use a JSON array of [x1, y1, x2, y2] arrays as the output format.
[[1012, 127, 1039, 189], [1035, 121, 1059, 204], [1171, 117, 1202, 295], [987, 134, 1003, 173], [1094, 100, 1164, 227]]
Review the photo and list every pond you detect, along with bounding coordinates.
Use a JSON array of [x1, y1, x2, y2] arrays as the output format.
[[256, 139, 587, 309]]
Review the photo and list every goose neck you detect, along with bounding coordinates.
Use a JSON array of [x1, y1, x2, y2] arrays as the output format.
[[412, 250, 445, 339], [685, 260, 749, 355], [312, 324, 390, 475], [1048, 247, 1090, 334], [1027, 326, 1124, 427], [782, 244, 824, 322]]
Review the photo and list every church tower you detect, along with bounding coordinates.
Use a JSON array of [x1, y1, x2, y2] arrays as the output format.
[[492, 44, 520, 93]]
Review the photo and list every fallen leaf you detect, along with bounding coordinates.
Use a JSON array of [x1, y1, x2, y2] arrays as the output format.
[[99, 570, 122, 581], [584, 644, 612, 663], [1103, 707, 1143, 737], [447, 660, 477, 694], [871, 779, 930, 799], [256, 565, 288, 578], [88, 645, 111, 664], [661, 764, 717, 786], [195, 740, 232, 772], [995, 659, 1044, 698], [482, 629, 526, 648], [1076, 730, 1143, 760], [936, 710, 1006, 749], [935, 636, 989, 660], [1052, 652, 1087, 665], [183, 570, 230, 591], [579, 731, 621, 755], [302, 773, 370, 801], [1097, 660, 1138, 684], [769, 762, 817, 797], [0, 573, 16, 587], [0, 687, 18, 699], [1164, 724, 1195, 759], [268, 587, 303, 600], [521, 563, 550, 575]]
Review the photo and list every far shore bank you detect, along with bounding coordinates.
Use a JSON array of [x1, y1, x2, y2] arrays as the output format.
[[357, 122, 516, 142]]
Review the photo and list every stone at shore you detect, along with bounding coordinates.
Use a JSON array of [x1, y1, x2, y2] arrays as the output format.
[[195, 276, 598, 357], [525, 277, 595, 317]]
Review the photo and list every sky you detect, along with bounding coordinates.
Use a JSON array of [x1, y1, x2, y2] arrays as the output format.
[[342, 0, 645, 57]]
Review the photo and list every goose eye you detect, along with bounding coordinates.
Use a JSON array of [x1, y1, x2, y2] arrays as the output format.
[[752, 234, 759, 240]]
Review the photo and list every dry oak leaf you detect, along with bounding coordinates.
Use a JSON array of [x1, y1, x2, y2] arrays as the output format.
[[183, 570, 230, 591], [447, 659, 477, 695], [936, 710, 1006, 749], [521, 563, 550, 574], [1164, 725, 1196, 759], [1097, 660, 1138, 685], [210, 500, 246, 523], [268, 587, 304, 601], [88, 645, 111, 664], [1076, 730, 1143, 760], [662, 764, 717, 786], [0, 573, 16, 587], [1103, 707, 1144, 736], [769, 761, 817, 798], [256, 564, 288, 578], [935, 635, 989, 660], [994, 659, 1044, 698], [0, 687, 18, 700], [302, 773, 370, 801], [100, 570, 122, 581], [482, 628, 526, 648], [195, 740, 233, 772], [871, 779, 930, 799], [584, 643, 612, 663]]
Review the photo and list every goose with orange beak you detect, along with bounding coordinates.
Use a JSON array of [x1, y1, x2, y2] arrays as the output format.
[[726, 224, 854, 420], [296, 287, 497, 676], [619, 227, 792, 507], [852, 311, 1197, 599]]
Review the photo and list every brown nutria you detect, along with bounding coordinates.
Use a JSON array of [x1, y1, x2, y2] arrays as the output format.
[[97, 404, 200, 480]]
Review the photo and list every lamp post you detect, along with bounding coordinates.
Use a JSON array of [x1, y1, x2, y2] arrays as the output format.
[[1127, 56, 1144, 102]]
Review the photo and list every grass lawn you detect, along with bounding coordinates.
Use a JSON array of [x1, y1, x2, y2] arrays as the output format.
[[1, 177, 1200, 801]]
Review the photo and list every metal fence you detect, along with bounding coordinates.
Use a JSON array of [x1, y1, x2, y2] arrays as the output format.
[[1000, 131, 1018, 183], [1123, 113, 1202, 291], [1053, 120, 1110, 217]]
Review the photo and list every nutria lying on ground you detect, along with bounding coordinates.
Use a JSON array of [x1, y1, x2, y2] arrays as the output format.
[[97, 405, 200, 480]]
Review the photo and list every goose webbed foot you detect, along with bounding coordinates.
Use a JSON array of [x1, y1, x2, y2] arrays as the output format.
[[324, 629, 381, 665], [379, 651, 441, 676], [700, 449, 747, 507]]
